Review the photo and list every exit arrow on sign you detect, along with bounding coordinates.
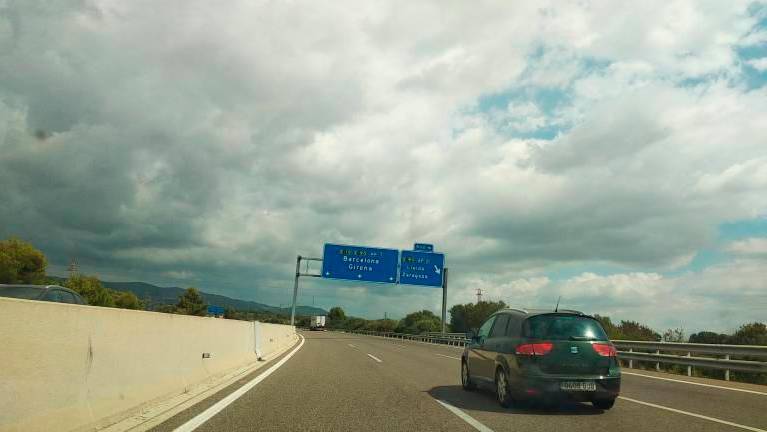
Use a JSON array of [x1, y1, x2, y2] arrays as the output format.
[[434, 265, 440, 274]]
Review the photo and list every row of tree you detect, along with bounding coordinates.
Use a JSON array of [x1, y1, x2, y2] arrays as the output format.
[[0, 237, 214, 315], [4, 237, 765, 349], [0, 238, 144, 309], [64, 274, 144, 309], [689, 323, 767, 346], [325, 306, 443, 333]]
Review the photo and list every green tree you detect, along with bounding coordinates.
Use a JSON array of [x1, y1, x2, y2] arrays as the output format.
[[364, 319, 399, 332], [618, 320, 661, 341], [113, 291, 144, 310], [328, 306, 347, 322], [449, 301, 507, 333], [397, 310, 441, 334], [157, 304, 177, 314], [344, 317, 366, 330], [66, 274, 115, 307], [176, 287, 207, 316], [662, 328, 686, 343], [593, 315, 623, 339], [730, 322, 767, 345], [0, 237, 48, 284], [689, 331, 729, 344], [224, 307, 240, 320]]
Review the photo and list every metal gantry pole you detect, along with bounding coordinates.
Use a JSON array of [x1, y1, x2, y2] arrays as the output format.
[[290, 255, 301, 326], [441, 267, 449, 335]]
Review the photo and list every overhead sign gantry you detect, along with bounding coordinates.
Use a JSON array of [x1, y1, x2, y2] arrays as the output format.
[[290, 242, 449, 334]]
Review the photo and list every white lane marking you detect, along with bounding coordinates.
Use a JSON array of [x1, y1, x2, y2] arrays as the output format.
[[348, 344, 357, 348], [619, 396, 767, 432], [434, 399, 494, 432], [367, 353, 383, 363], [622, 371, 767, 396], [173, 335, 305, 432], [435, 353, 461, 360]]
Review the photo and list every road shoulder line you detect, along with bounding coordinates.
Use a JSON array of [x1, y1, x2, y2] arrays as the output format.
[[435, 353, 461, 360], [172, 335, 306, 432], [434, 399, 494, 432], [622, 371, 767, 396], [618, 396, 766, 432]]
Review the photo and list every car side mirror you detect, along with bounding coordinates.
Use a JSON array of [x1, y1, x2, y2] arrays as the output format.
[[468, 328, 479, 343]]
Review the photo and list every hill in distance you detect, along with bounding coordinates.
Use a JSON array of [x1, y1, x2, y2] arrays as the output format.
[[47, 276, 327, 316]]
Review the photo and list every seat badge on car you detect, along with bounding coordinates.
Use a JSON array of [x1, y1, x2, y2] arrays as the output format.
[[570, 346, 579, 354]]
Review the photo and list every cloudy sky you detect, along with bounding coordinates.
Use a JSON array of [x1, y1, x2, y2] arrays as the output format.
[[1, 0, 766, 333]]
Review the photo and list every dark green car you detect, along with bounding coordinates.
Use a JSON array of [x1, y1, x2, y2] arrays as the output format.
[[461, 308, 620, 410]]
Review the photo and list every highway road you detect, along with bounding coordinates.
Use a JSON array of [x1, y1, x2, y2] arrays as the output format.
[[151, 331, 767, 432]]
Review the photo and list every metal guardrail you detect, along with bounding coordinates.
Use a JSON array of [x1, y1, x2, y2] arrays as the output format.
[[612, 340, 767, 358], [425, 332, 469, 340], [342, 329, 470, 346], [612, 340, 767, 379], [334, 330, 767, 379], [617, 351, 766, 374]]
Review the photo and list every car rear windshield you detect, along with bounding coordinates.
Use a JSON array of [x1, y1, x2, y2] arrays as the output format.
[[523, 314, 609, 341], [0, 286, 44, 300]]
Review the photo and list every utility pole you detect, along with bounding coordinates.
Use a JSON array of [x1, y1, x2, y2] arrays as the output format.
[[475, 287, 483, 303], [441, 267, 449, 335], [290, 255, 301, 326], [67, 257, 79, 279]]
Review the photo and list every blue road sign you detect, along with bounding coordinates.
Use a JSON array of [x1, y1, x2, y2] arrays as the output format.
[[400, 250, 444, 287], [414, 243, 434, 252], [321, 243, 399, 284], [207, 305, 225, 316]]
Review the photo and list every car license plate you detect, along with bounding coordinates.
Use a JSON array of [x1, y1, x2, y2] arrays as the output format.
[[560, 381, 596, 391]]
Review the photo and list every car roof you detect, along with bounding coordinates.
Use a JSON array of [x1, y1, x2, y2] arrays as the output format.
[[496, 307, 588, 318]]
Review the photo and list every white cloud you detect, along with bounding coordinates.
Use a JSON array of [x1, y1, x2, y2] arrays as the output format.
[[726, 237, 767, 256], [746, 57, 767, 71], [447, 260, 766, 333], [0, 1, 765, 324], [162, 270, 195, 280]]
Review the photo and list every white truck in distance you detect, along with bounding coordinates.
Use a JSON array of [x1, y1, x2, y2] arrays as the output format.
[[310, 315, 326, 331]]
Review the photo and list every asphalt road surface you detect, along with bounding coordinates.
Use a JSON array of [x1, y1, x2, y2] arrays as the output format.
[[152, 331, 767, 432]]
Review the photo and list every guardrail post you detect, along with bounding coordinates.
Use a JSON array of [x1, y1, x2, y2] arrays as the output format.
[[656, 350, 660, 372], [628, 348, 633, 369], [687, 352, 691, 377], [725, 354, 730, 381]]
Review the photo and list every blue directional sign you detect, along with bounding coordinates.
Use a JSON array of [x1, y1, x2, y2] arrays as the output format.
[[321, 243, 399, 284], [399, 250, 444, 287], [207, 305, 225, 316], [414, 243, 434, 252]]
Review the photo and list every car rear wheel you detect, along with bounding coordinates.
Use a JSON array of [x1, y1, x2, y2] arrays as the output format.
[[495, 367, 513, 408], [592, 398, 616, 410], [461, 361, 476, 390]]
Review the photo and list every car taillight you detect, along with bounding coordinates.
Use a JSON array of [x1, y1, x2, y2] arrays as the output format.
[[515, 342, 553, 356], [592, 343, 617, 357]]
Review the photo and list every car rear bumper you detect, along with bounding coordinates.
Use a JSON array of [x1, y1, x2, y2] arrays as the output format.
[[515, 375, 620, 401]]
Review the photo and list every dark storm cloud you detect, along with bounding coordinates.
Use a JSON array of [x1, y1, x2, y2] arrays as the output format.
[[1, 0, 765, 331]]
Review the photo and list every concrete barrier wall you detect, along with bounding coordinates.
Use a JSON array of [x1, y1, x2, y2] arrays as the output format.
[[256, 322, 299, 359], [0, 298, 297, 432]]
